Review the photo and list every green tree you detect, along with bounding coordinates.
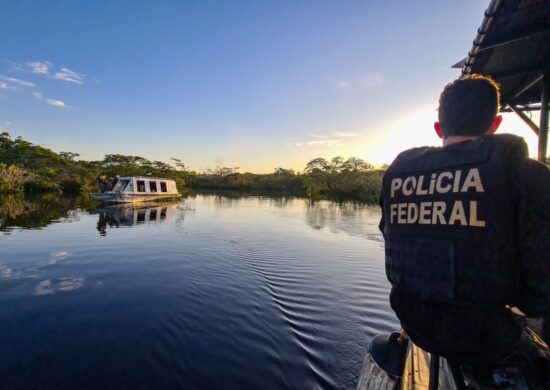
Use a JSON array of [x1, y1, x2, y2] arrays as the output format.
[[0, 163, 37, 193], [59, 151, 80, 161]]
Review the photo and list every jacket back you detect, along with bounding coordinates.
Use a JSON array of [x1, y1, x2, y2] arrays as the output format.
[[381, 134, 528, 307]]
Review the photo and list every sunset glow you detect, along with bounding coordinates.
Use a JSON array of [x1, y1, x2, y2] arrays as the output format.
[[0, 1, 541, 173]]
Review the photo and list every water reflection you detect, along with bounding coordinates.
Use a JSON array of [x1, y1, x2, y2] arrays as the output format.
[[93, 202, 180, 236], [33, 276, 86, 295], [0, 249, 85, 296], [0, 194, 96, 232], [0, 192, 395, 388], [305, 200, 383, 242]]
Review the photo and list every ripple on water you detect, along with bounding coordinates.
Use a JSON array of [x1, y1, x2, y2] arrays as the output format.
[[0, 195, 398, 389]]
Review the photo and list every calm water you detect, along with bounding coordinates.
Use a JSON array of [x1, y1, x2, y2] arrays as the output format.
[[0, 193, 398, 389]]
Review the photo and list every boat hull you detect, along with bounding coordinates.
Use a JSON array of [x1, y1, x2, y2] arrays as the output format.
[[91, 192, 182, 204]]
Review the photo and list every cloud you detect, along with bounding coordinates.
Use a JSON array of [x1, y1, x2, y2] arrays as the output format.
[[21, 61, 85, 84], [360, 73, 384, 88], [0, 81, 17, 91], [337, 79, 350, 91], [26, 61, 52, 75], [52, 67, 85, 84], [310, 131, 360, 139], [46, 98, 66, 108], [293, 139, 342, 147], [0, 75, 35, 87], [306, 139, 343, 147], [32, 91, 69, 108], [332, 131, 360, 137], [336, 72, 384, 92], [291, 131, 362, 148], [310, 134, 330, 139]]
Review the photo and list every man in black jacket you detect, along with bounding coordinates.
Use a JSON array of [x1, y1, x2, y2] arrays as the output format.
[[379, 75, 549, 375]]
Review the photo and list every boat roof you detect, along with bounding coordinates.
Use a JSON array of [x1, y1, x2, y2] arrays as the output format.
[[118, 176, 176, 181], [452, 0, 550, 111], [453, 0, 550, 161]]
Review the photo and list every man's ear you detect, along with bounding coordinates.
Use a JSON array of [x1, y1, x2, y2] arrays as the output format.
[[434, 122, 444, 139], [487, 115, 502, 135]]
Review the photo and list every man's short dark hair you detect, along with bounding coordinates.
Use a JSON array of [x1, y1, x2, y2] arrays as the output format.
[[438, 74, 500, 137]]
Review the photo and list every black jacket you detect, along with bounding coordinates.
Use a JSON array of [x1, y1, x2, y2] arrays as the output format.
[[379, 134, 550, 364]]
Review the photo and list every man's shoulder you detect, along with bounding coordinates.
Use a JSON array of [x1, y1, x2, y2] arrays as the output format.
[[489, 133, 529, 156], [515, 155, 550, 195], [386, 146, 442, 175], [389, 134, 529, 168]]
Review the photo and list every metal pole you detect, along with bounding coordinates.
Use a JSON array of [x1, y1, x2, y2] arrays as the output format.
[[429, 355, 440, 390], [539, 72, 549, 163], [511, 74, 543, 102], [508, 104, 539, 135]]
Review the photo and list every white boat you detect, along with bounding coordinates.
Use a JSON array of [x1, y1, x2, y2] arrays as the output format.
[[91, 176, 181, 203]]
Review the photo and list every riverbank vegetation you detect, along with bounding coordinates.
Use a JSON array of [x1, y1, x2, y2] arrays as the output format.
[[0, 132, 190, 194], [194, 158, 385, 202], [0, 132, 386, 201]]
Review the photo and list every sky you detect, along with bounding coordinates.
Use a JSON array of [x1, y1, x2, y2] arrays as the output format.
[[0, 1, 541, 173]]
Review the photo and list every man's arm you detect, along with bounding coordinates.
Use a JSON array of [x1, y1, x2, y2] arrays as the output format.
[[514, 158, 550, 317]]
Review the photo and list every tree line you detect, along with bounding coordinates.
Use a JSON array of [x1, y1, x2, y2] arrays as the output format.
[[194, 158, 386, 202], [0, 132, 386, 202]]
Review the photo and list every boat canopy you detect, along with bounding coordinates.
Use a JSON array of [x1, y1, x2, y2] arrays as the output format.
[[452, 0, 550, 162], [114, 176, 178, 194]]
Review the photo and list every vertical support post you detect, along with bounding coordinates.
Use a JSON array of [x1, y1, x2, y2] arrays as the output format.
[[429, 355, 440, 390], [538, 72, 550, 163]]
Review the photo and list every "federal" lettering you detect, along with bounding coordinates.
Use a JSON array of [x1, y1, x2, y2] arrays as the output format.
[[388, 200, 486, 227]]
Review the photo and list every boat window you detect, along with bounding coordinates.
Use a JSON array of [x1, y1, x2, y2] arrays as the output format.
[[160, 208, 167, 219], [137, 210, 146, 222], [137, 180, 146, 192], [149, 181, 158, 193], [113, 179, 130, 192], [150, 209, 157, 220], [160, 181, 167, 192]]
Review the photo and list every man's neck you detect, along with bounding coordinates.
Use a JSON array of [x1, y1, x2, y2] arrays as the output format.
[[443, 135, 481, 147]]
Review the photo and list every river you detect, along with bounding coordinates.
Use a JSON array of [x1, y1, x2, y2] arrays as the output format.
[[0, 193, 398, 389]]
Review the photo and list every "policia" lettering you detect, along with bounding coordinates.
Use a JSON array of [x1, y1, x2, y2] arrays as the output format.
[[389, 168, 486, 227], [390, 168, 483, 198]]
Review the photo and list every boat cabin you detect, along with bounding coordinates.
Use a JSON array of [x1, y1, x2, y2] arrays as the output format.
[[112, 176, 178, 195], [92, 176, 181, 203]]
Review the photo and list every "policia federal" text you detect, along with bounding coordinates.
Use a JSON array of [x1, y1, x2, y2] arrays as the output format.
[[389, 168, 485, 227]]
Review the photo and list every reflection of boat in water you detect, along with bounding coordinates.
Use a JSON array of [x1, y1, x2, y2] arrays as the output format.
[[94, 202, 179, 235], [91, 176, 181, 203]]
